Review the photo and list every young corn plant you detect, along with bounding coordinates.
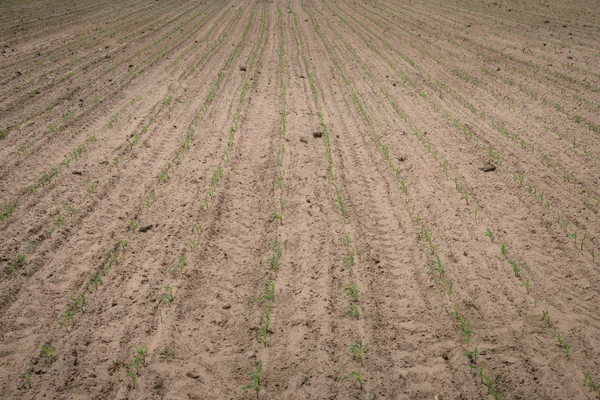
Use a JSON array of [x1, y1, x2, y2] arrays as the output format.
[[70, 293, 86, 313], [484, 229, 494, 242], [345, 303, 360, 319], [158, 286, 174, 322], [344, 247, 355, 276], [554, 334, 570, 357], [465, 345, 479, 364], [520, 279, 531, 294], [508, 260, 521, 277], [59, 308, 74, 331], [500, 243, 507, 258], [542, 309, 551, 327], [344, 282, 359, 302], [18, 367, 32, 389], [341, 371, 366, 390], [349, 338, 365, 362], [123, 363, 137, 388], [242, 360, 263, 399], [41, 345, 56, 363]]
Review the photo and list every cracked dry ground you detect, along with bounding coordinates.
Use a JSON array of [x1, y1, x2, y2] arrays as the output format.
[[1, 0, 599, 399]]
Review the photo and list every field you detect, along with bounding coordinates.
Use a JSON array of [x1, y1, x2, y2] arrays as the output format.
[[1, 0, 599, 398]]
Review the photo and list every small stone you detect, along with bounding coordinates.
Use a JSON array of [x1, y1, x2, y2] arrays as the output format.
[[186, 371, 200, 379], [247, 352, 256, 359], [222, 303, 231, 310], [300, 137, 308, 143]]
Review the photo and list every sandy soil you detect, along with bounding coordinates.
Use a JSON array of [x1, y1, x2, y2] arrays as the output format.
[[1, 0, 599, 399]]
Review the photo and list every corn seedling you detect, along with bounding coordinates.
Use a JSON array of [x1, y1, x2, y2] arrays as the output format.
[[349, 338, 365, 362], [344, 247, 355, 276], [59, 308, 74, 331], [172, 254, 186, 274], [520, 279, 531, 294], [86, 180, 99, 194], [468, 205, 481, 221], [189, 239, 199, 251], [461, 320, 472, 345], [160, 346, 175, 361], [163, 96, 172, 105], [346, 303, 360, 319], [500, 243, 507, 258], [508, 260, 520, 277], [159, 286, 174, 306], [18, 367, 32, 389], [86, 273, 103, 291], [341, 371, 366, 390], [461, 193, 469, 204], [465, 345, 479, 364], [554, 333, 570, 357], [268, 241, 283, 273], [242, 360, 263, 398], [41, 344, 56, 363], [344, 282, 359, 302], [70, 293, 85, 313], [542, 309, 551, 327], [443, 281, 454, 298], [123, 363, 137, 388], [484, 229, 494, 242], [189, 223, 202, 234]]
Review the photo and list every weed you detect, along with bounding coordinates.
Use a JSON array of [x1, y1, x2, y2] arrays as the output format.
[[341, 371, 366, 390], [242, 360, 263, 398], [160, 346, 175, 361]]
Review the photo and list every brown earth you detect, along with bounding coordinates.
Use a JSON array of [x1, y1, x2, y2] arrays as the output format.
[[1, 0, 599, 399]]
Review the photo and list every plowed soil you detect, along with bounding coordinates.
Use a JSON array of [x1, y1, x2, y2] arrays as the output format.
[[1, 0, 599, 399]]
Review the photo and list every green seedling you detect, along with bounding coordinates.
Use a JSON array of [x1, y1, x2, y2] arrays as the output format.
[[59, 308, 74, 331], [345, 303, 360, 319], [461, 193, 469, 204], [86, 180, 99, 194], [43, 228, 54, 238], [461, 320, 472, 345], [468, 205, 481, 221], [41, 345, 56, 363], [159, 286, 174, 306], [465, 345, 479, 364], [189, 223, 202, 234], [542, 309, 551, 327], [86, 274, 103, 291], [484, 229, 494, 242], [508, 260, 520, 277], [589, 249, 596, 262], [349, 338, 365, 362], [268, 241, 283, 273], [344, 247, 355, 276], [514, 173, 524, 186], [70, 293, 85, 313], [162, 96, 172, 105], [580, 232, 587, 250], [344, 282, 359, 302], [520, 279, 531, 294], [173, 254, 186, 274], [189, 239, 199, 251], [18, 367, 32, 388], [129, 220, 139, 231], [159, 346, 175, 361], [123, 363, 137, 388], [554, 333, 570, 357], [17, 252, 26, 266], [242, 360, 263, 398], [341, 370, 366, 390], [443, 281, 454, 298], [500, 243, 507, 258], [271, 212, 283, 224]]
